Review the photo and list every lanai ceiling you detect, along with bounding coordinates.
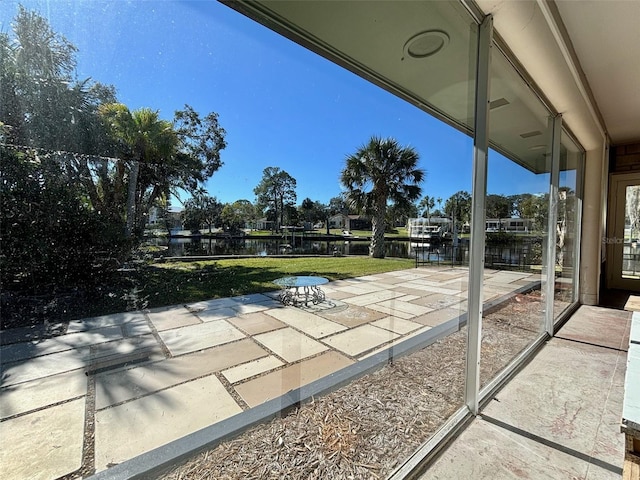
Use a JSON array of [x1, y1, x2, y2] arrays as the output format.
[[551, 0, 640, 145], [465, 0, 640, 147], [225, 0, 640, 157]]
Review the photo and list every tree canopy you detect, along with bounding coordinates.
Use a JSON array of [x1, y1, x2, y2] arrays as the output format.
[[341, 136, 424, 258], [0, 6, 227, 323], [183, 193, 222, 233], [444, 191, 472, 225], [97, 103, 226, 236], [254, 167, 297, 232]]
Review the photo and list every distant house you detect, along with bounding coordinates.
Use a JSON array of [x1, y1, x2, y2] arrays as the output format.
[[147, 206, 182, 230], [328, 213, 348, 229], [407, 217, 452, 228], [255, 218, 274, 230], [347, 215, 371, 231], [485, 218, 532, 233], [328, 214, 371, 231]]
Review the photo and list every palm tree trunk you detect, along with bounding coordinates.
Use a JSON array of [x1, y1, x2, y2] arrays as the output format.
[[370, 208, 386, 258], [125, 160, 139, 237]]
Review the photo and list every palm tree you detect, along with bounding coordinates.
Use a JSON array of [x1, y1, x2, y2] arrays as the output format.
[[419, 195, 436, 224], [99, 103, 178, 237], [341, 136, 424, 258]]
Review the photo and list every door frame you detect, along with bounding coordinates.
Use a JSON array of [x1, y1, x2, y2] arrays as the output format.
[[606, 172, 640, 291]]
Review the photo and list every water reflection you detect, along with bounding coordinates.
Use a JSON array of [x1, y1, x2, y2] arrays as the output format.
[[147, 237, 411, 258], [145, 236, 545, 270]]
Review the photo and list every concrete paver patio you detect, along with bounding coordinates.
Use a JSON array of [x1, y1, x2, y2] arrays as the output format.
[[0, 266, 538, 479]]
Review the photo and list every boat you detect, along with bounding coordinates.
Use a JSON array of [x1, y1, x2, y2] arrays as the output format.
[[408, 224, 443, 247]]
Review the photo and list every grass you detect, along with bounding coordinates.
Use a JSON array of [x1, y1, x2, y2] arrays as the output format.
[[11, 256, 414, 325], [142, 256, 414, 309], [2, 253, 416, 329]]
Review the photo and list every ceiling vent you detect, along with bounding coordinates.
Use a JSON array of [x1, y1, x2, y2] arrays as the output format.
[[489, 98, 510, 110], [520, 130, 543, 138]]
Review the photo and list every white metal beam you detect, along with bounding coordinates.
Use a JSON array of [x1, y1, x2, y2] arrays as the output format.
[[544, 114, 562, 335], [464, 14, 492, 416]]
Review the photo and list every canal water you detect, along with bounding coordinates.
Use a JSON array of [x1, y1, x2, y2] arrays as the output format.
[[148, 237, 411, 258], [147, 236, 543, 269]]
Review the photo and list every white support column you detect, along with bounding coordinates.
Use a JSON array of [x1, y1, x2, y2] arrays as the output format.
[[580, 145, 608, 305], [464, 14, 492, 416], [544, 115, 562, 336], [572, 150, 585, 304]]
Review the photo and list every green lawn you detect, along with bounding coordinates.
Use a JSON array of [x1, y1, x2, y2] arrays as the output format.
[[4, 253, 416, 328], [53, 256, 413, 324], [143, 256, 413, 308]]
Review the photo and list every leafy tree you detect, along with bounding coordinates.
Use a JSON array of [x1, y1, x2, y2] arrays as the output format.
[[444, 191, 472, 225], [183, 193, 222, 233], [388, 201, 418, 228], [0, 7, 228, 327], [254, 167, 297, 232], [221, 199, 257, 232], [0, 6, 116, 152], [341, 136, 424, 258], [299, 198, 327, 224], [151, 193, 175, 235], [0, 7, 130, 324], [519, 194, 548, 232], [283, 204, 300, 226], [509, 193, 533, 218], [328, 195, 348, 214], [1, 147, 129, 325], [486, 194, 513, 222], [97, 103, 226, 237]]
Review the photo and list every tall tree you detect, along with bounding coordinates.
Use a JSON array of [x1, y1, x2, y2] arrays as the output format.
[[486, 194, 513, 221], [99, 104, 178, 236], [419, 195, 436, 222], [99, 103, 226, 237], [0, 7, 131, 310], [299, 198, 327, 224], [509, 193, 533, 218], [444, 191, 472, 225], [183, 193, 222, 233], [221, 199, 257, 232], [519, 193, 548, 232], [0, 6, 116, 151], [254, 167, 297, 232], [388, 201, 418, 229], [328, 195, 349, 215], [341, 136, 424, 258]]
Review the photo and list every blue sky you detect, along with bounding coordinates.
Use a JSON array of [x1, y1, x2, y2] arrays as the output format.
[[1, 0, 549, 207]]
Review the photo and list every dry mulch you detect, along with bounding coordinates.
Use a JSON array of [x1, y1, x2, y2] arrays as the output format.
[[161, 291, 544, 480]]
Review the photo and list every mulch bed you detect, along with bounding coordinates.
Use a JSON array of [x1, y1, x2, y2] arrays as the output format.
[[161, 291, 544, 480]]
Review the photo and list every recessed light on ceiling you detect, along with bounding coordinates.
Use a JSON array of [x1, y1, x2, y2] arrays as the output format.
[[529, 144, 547, 151], [520, 130, 543, 138], [403, 30, 449, 59], [489, 98, 510, 110]]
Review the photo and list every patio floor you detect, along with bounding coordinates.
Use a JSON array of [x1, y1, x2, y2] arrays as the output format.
[[420, 304, 632, 480], [0, 266, 538, 479]]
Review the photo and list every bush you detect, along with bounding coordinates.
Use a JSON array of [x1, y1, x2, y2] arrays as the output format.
[[1, 148, 131, 327], [485, 231, 516, 245]]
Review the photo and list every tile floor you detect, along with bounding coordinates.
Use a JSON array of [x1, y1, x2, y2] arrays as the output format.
[[420, 305, 632, 480]]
